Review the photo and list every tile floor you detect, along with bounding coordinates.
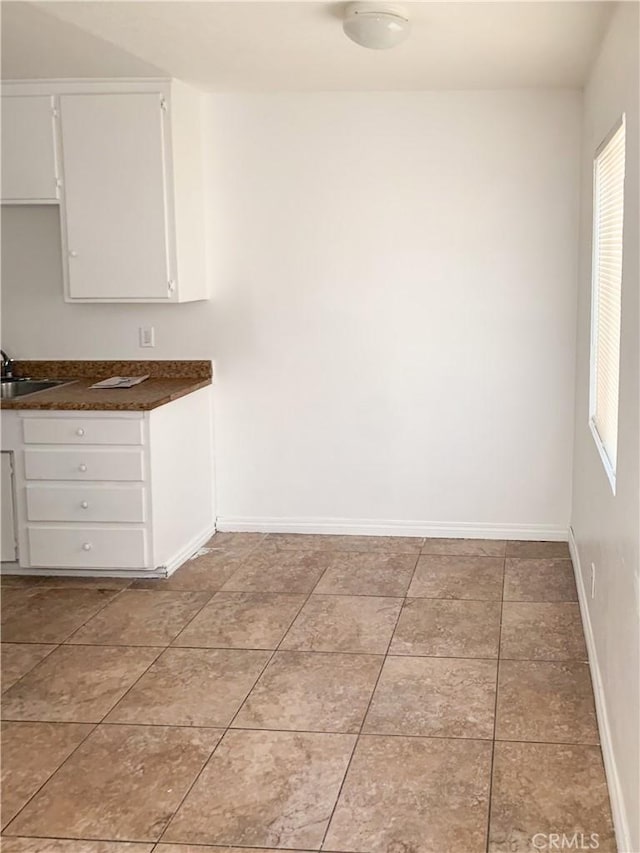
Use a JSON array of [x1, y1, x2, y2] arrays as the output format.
[[0, 534, 616, 853]]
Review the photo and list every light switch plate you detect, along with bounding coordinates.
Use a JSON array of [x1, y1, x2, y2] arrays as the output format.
[[139, 326, 155, 348]]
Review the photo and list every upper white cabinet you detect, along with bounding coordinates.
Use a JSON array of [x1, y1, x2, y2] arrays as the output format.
[[1, 79, 208, 303], [1, 95, 59, 203], [60, 93, 171, 300]]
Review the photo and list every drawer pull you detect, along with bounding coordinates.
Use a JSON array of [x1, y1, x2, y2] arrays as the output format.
[[78, 464, 88, 472], [76, 428, 85, 437], [80, 500, 89, 509], [82, 542, 92, 551]]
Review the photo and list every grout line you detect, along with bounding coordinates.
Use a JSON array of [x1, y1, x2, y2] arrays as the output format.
[[260, 535, 426, 556], [0, 642, 589, 666], [0, 719, 602, 748], [1, 642, 159, 716], [0, 550, 256, 841], [2, 584, 130, 648], [0, 640, 60, 695], [220, 589, 412, 599], [156, 557, 323, 845], [317, 551, 421, 851], [2, 638, 170, 832], [196, 591, 578, 604], [1, 719, 101, 834], [0, 536, 593, 849], [4, 592, 583, 646], [177, 648, 385, 659], [61, 607, 218, 647], [93, 648, 167, 724], [55, 584, 136, 644], [63, 579, 231, 648], [0, 831, 350, 852], [220, 729, 600, 748], [484, 554, 506, 853]]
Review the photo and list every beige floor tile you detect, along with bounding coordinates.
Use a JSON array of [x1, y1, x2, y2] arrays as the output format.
[[1, 588, 119, 643], [1, 645, 160, 723], [495, 660, 599, 744], [422, 537, 506, 556], [501, 602, 587, 660], [233, 651, 382, 733], [173, 592, 306, 649], [488, 742, 615, 852], [205, 532, 267, 553], [504, 558, 577, 601], [221, 548, 331, 593], [106, 647, 269, 727], [162, 729, 355, 849], [281, 594, 402, 653], [407, 555, 504, 600], [1, 720, 92, 828], [265, 533, 423, 553], [1, 643, 57, 692], [363, 655, 497, 738], [0, 841, 153, 852], [505, 540, 571, 559], [6, 724, 222, 841], [390, 598, 501, 657], [313, 552, 417, 596], [324, 735, 492, 853], [129, 552, 244, 592], [66, 590, 211, 646]]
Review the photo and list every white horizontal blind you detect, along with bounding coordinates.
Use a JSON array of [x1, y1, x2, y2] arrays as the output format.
[[590, 117, 626, 483]]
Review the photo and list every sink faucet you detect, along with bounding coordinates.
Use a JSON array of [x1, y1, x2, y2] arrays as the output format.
[[1, 350, 14, 380]]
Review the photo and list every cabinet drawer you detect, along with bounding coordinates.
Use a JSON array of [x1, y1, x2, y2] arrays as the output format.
[[24, 449, 144, 482], [28, 526, 148, 569], [26, 484, 146, 523], [22, 417, 143, 446]]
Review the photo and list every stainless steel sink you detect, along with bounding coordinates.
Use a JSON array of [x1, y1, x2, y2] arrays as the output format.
[[0, 379, 70, 399]]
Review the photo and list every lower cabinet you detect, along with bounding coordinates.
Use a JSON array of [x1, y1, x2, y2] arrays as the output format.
[[1, 453, 17, 562], [0, 387, 215, 576]]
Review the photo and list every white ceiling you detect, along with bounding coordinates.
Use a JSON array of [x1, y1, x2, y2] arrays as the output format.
[[2, 1, 614, 91]]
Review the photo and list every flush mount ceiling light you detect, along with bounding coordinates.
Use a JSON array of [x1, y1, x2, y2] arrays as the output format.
[[343, 2, 410, 50]]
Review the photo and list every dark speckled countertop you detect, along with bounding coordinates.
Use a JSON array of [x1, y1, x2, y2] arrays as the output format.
[[0, 360, 212, 411]]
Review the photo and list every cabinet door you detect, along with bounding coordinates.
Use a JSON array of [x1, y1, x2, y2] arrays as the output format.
[[1, 96, 59, 202], [60, 93, 171, 300]]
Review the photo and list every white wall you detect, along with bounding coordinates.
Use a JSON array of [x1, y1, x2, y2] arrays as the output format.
[[570, 4, 640, 851], [1, 90, 582, 537]]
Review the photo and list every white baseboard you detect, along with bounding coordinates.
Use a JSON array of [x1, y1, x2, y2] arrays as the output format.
[[569, 528, 633, 853], [162, 522, 218, 577], [216, 516, 568, 541]]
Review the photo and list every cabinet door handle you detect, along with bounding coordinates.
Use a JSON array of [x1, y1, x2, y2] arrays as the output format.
[[82, 542, 92, 551], [80, 501, 89, 509], [69, 250, 78, 258], [78, 463, 88, 472], [76, 428, 85, 437]]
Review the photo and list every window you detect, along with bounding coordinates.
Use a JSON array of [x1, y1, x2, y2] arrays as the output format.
[[590, 116, 626, 494]]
